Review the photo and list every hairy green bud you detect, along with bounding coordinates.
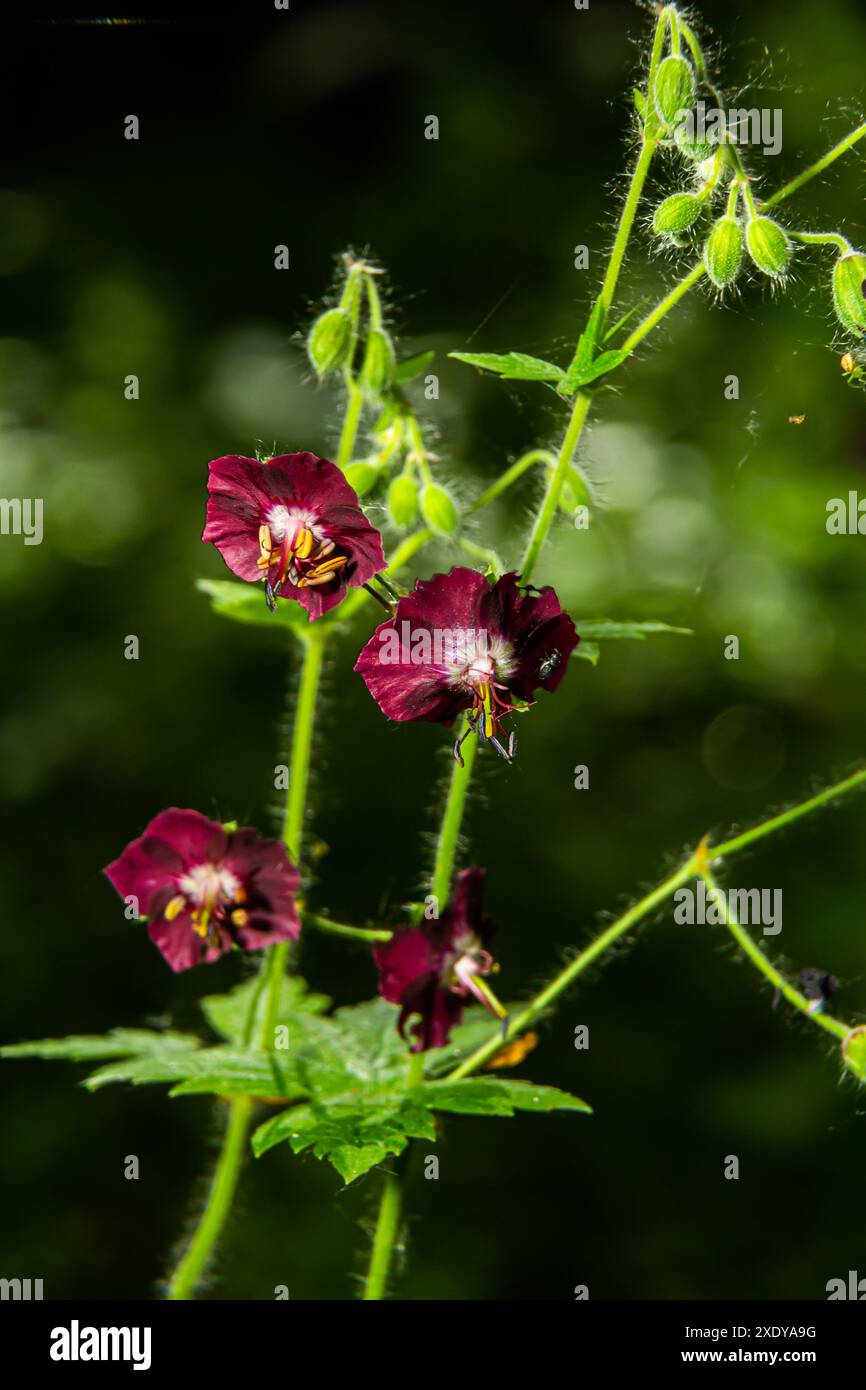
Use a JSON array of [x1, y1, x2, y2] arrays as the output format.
[[387, 474, 420, 528], [344, 461, 380, 496], [359, 328, 395, 397], [652, 55, 695, 130], [674, 123, 715, 163], [307, 307, 352, 376], [704, 216, 744, 289], [745, 216, 792, 279], [420, 482, 458, 534], [653, 192, 703, 236], [832, 252, 866, 335]]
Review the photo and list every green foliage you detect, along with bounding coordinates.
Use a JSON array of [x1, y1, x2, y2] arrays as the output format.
[[195, 578, 311, 634], [393, 349, 435, 383], [448, 350, 564, 382], [572, 619, 693, 665], [842, 1028, 866, 1083], [2, 991, 589, 1186]]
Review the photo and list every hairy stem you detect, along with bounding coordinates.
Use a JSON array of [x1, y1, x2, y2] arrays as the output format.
[[431, 725, 478, 904], [165, 1095, 254, 1299], [761, 122, 866, 211], [700, 869, 849, 1042], [447, 766, 866, 1079], [305, 912, 393, 943], [362, 1163, 404, 1300]]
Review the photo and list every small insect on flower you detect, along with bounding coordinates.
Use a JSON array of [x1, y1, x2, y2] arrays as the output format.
[[374, 867, 506, 1051], [788, 415, 806, 425], [354, 567, 578, 766], [203, 452, 386, 620], [103, 809, 301, 971]]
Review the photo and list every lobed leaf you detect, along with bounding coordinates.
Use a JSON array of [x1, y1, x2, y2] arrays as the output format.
[[449, 350, 565, 383], [0, 1028, 200, 1063], [418, 1078, 592, 1117]]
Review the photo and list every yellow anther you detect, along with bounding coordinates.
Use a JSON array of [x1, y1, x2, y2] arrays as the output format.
[[308, 555, 349, 578], [164, 894, 187, 922], [258, 524, 272, 557], [231, 908, 249, 927], [292, 526, 314, 561]]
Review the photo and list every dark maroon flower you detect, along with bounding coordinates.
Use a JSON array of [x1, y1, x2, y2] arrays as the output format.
[[374, 867, 505, 1051], [104, 809, 301, 972], [354, 566, 578, 763], [203, 452, 386, 620]]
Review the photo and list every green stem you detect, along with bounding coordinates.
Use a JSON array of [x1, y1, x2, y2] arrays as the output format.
[[700, 868, 849, 1041], [258, 632, 326, 1048], [447, 766, 866, 1080], [164, 623, 328, 1300], [305, 912, 393, 944], [791, 230, 852, 253], [520, 392, 591, 583], [761, 122, 866, 211], [621, 262, 706, 354], [336, 382, 363, 469], [448, 855, 700, 1079], [431, 726, 477, 904], [465, 449, 556, 516], [710, 766, 866, 861], [598, 138, 658, 318], [165, 1095, 254, 1299], [363, 1164, 404, 1300]]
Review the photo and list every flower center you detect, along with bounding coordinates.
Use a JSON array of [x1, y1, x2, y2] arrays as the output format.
[[164, 863, 247, 941], [257, 515, 349, 609], [446, 935, 507, 1025]]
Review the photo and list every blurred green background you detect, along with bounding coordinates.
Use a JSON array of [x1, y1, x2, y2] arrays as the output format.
[[2, 0, 865, 1300]]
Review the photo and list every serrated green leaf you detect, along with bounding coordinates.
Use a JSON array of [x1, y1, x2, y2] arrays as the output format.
[[563, 297, 605, 388], [575, 619, 693, 642], [195, 578, 311, 634], [83, 1045, 299, 1097], [252, 1096, 436, 1183], [393, 349, 435, 383], [419, 1078, 592, 1116], [201, 976, 330, 1046], [449, 351, 564, 383], [0, 1028, 200, 1063]]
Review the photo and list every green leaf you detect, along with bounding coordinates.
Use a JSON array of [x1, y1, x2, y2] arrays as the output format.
[[575, 619, 693, 642], [200, 976, 330, 1046], [252, 1097, 436, 1183], [393, 349, 435, 383], [0, 1028, 201, 1063], [449, 351, 564, 383], [573, 641, 601, 666], [83, 1045, 300, 1098], [418, 1078, 592, 1116], [195, 578, 311, 634], [563, 297, 605, 386], [633, 87, 648, 120], [566, 348, 629, 390]]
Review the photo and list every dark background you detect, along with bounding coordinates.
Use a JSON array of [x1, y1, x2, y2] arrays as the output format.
[[2, 0, 865, 1300]]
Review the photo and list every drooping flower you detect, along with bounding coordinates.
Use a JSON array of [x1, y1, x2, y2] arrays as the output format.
[[104, 809, 300, 972], [203, 452, 386, 620], [374, 866, 505, 1051], [354, 566, 578, 763]]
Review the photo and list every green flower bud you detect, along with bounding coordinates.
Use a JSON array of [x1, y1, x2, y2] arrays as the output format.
[[420, 482, 458, 534], [832, 252, 866, 335], [652, 55, 695, 130], [703, 216, 743, 289], [359, 328, 395, 397], [674, 123, 715, 163], [307, 307, 352, 376], [387, 474, 420, 528], [745, 216, 792, 279], [652, 192, 703, 237], [344, 461, 380, 497]]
